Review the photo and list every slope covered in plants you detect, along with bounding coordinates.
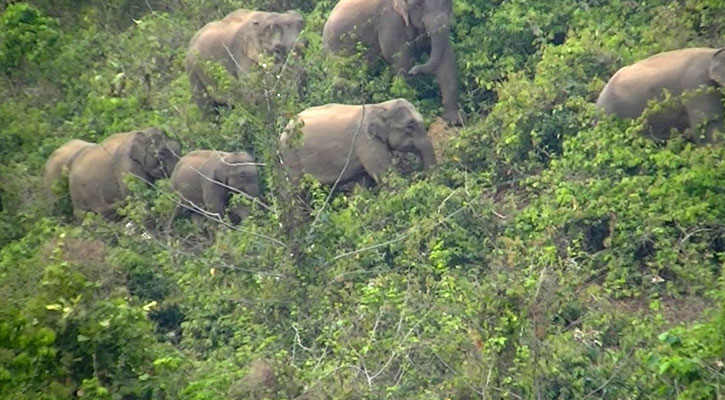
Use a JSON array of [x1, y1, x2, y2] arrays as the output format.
[[1, 0, 724, 398]]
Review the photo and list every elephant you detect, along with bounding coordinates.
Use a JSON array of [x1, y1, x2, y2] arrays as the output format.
[[185, 9, 305, 114], [323, 0, 461, 125], [44, 139, 95, 200], [68, 127, 181, 218], [280, 98, 436, 186], [596, 47, 725, 143], [170, 150, 261, 224]]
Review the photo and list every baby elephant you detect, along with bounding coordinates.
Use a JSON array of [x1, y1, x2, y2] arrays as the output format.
[[69, 127, 181, 218], [44, 139, 95, 201], [280, 98, 436, 186], [171, 150, 261, 224], [597, 47, 725, 142]]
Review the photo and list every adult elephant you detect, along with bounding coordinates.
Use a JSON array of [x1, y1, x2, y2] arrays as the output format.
[[280, 98, 436, 186], [44, 139, 95, 200], [596, 47, 725, 143], [69, 127, 182, 218], [185, 9, 305, 113], [323, 0, 461, 125], [170, 150, 261, 224]]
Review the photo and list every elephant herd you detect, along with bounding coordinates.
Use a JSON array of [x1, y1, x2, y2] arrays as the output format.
[[44, 0, 725, 226]]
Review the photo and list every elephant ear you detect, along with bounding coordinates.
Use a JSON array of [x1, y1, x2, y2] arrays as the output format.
[[710, 48, 725, 86], [392, 0, 410, 27], [212, 152, 231, 186], [364, 106, 389, 143], [235, 21, 261, 63], [201, 152, 229, 217], [129, 131, 150, 167]]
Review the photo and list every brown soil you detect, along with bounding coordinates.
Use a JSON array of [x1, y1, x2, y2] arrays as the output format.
[[427, 117, 458, 161]]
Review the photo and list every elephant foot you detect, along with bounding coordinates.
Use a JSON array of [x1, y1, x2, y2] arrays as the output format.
[[442, 109, 463, 126]]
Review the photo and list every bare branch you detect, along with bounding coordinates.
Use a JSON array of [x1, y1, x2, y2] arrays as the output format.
[[429, 350, 486, 397], [126, 172, 288, 248], [186, 152, 272, 211], [221, 42, 250, 79]]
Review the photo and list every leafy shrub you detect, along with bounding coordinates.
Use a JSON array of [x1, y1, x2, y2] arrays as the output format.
[[0, 3, 60, 74], [2, 0, 725, 398]]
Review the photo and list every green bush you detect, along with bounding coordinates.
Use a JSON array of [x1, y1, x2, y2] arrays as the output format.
[[0, 3, 60, 74], [2, 0, 725, 398]]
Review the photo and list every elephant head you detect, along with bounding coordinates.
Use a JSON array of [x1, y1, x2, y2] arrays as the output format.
[[130, 128, 182, 180], [366, 99, 437, 169], [710, 48, 725, 86], [232, 10, 304, 69], [208, 151, 260, 223], [394, 0, 453, 76]]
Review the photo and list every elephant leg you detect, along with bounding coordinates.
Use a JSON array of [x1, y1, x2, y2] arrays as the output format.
[[435, 45, 462, 125], [391, 45, 414, 76], [202, 185, 229, 222], [187, 212, 214, 240], [381, 42, 412, 76], [189, 71, 220, 116], [353, 174, 376, 191], [377, 17, 411, 75], [646, 109, 686, 142], [686, 92, 725, 144]]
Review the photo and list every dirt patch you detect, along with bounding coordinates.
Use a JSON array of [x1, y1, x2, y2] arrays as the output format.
[[40, 236, 124, 295], [611, 295, 710, 327], [228, 359, 278, 399], [61, 238, 109, 266], [427, 117, 458, 161]]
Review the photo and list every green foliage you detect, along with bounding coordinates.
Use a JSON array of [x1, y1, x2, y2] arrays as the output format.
[[2, 0, 725, 398], [0, 3, 60, 73], [647, 279, 725, 399]]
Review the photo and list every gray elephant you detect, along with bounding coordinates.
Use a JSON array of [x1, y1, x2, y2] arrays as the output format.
[[323, 0, 461, 125], [280, 98, 436, 186], [44, 139, 95, 200], [596, 47, 725, 143], [69, 127, 181, 218], [170, 150, 261, 224], [185, 9, 304, 113]]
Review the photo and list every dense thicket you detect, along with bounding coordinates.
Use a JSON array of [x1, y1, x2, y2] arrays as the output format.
[[1, 0, 725, 399]]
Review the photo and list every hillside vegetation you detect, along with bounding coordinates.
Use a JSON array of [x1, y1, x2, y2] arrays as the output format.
[[2, 0, 725, 398]]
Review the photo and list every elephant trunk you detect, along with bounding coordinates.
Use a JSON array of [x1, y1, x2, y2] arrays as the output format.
[[409, 14, 451, 76], [417, 138, 437, 169], [228, 180, 261, 224]]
